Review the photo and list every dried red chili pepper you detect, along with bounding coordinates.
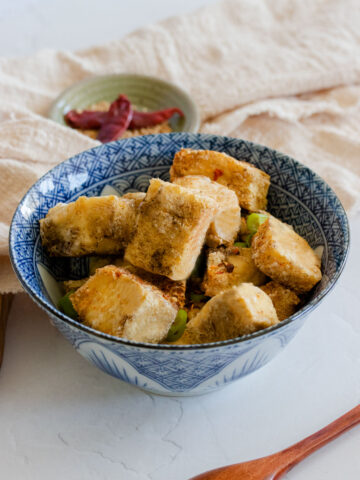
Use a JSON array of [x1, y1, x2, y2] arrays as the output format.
[[97, 95, 133, 143], [129, 107, 184, 129], [64, 110, 107, 129], [64, 95, 183, 142]]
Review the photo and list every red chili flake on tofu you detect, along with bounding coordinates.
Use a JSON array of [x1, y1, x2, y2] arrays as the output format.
[[215, 265, 226, 274], [213, 168, 223, 181]]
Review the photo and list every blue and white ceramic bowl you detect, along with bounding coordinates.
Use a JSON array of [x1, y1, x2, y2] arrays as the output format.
[[9, 133, 349, 396]]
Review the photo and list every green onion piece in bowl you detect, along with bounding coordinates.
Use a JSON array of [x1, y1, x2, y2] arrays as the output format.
[[246, 213, 268, 234], [234, 242, 247, 248], [166, 309, 187, 342], [190, 293, 208, 303], [58, 291, 78, 319], [244, 233, 254, 248]]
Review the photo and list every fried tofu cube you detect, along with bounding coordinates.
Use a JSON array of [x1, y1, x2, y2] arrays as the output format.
[[121, 191, 146, 207], [202, 246, 267, 296], [260, 281, 300, 321], [173, 175, 240, 247], [252, 216, 322, 293], [40, 195, 138, 256], [124, 179, 217, 281], [170, 148, 270, 211], [115, 259, 186, 309], [178, 284, 278, 344], [71, 265, 177, 343]]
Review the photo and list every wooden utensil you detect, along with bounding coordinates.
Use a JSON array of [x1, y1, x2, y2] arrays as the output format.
[[190, 404, 360, 480], [0, 294, 13, 367]]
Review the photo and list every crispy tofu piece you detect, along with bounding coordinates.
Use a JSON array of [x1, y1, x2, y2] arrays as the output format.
[[115, 259, 186, 308], [202, 246, 267, 296], [170, 149, 270, 211], [176, 284, 278, 344], [121, 191, 146, 207], [252, 216, 322, 293], [40, 195, 138, 256], [125, 179, 217, 281], [71, 265, 177, 343], [64, 254, 186, 308], [173, 175, 240, 247], [260, 281, 300, 321]]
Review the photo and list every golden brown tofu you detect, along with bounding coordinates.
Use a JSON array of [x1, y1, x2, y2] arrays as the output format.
[[170, 148, 270, 211], [252, 216, 322, 293], [173, 175, 240, 247], [114, 259, 186, 309], [202, 246, 267, 296], [260, 281, 300, 321], [121, 191, 146, 208], [125, 179, 217, 281], [40, 195, 138, 256], [176, 284, 279, 344], [71, 265, 177, 343]]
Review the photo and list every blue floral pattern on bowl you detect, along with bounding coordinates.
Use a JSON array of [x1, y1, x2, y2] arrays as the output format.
[[9, 133, 349, 396]]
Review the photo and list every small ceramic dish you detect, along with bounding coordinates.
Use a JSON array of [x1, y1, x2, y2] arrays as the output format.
[[48, 73, 200, 133], [9, 133, 349, 396]]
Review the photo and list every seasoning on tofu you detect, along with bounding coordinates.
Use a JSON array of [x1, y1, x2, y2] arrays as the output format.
[[114, 259, 186, 309], [40, 148, 323, 345], [251, 215, 322, 293], [40, 195, 139, 256], [173, 284, 279, 345], [170, 148, 270, 211], [173, 175, 240, 247], [121, 191, 146, 206], [260, 281, 300, 321], [124, 178, 218, 281], [202, 246, 267, 297], [71, 265, 177, 343]]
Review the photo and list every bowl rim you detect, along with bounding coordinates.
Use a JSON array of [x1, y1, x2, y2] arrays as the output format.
[[9, 132, 350, 351], [48, 72, 201, 132]]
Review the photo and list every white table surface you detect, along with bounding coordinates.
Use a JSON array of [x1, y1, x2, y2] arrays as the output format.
[[1, 1, 360, 479]]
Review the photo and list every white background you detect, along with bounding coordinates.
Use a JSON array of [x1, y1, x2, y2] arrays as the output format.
[[1, 1, 360, 479]]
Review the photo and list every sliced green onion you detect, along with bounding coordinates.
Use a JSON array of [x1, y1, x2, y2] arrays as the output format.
[[246, 213, 268, 234], [166, 309, 187, 342], [58, 291, 78, 319], [244, 233, 254, 248], [190, 293, 208, 303], [234, 242, 247, 248]]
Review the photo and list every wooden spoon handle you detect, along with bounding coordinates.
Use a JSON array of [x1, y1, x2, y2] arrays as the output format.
[[0, 294, 13, 367], [275, 404, 360, 477]]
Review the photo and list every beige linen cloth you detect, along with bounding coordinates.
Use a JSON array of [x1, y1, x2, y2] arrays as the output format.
[[1, 0, 360, 293]]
